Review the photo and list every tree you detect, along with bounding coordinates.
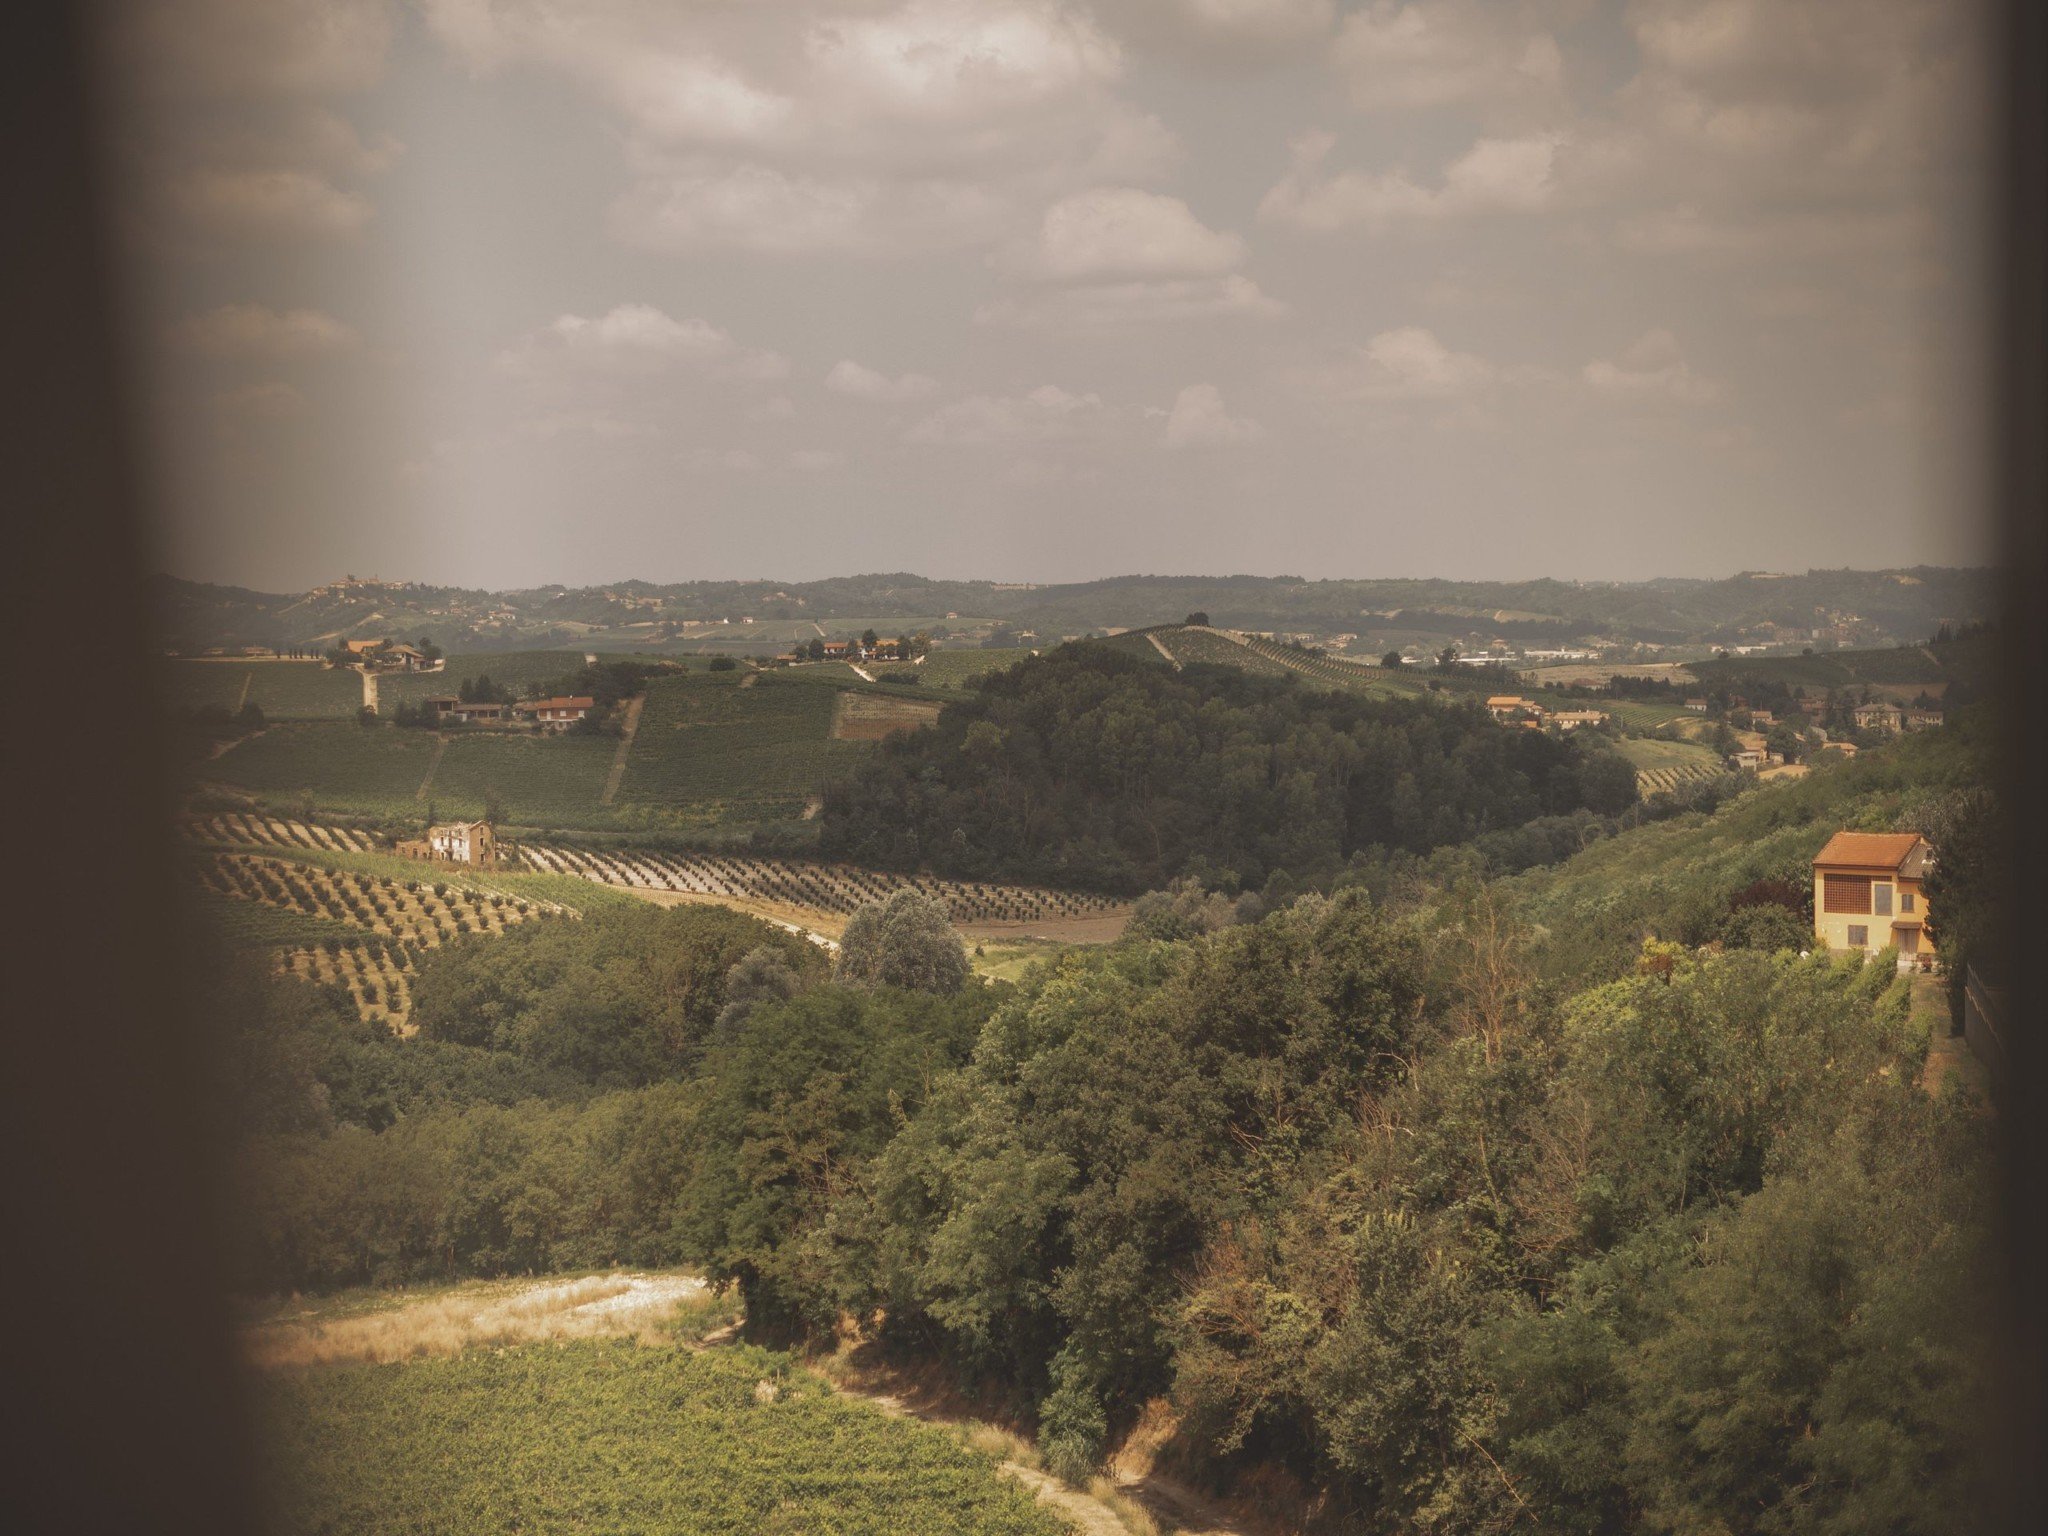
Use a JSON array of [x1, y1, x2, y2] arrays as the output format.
[[806, 637, 825, 661], [707, 655, 738, 672], [1381, 650, 1403, 669], [860, 628, 880, 653], [835, 891, 969, 994], [714, 945, 806, 1043], [1185, 611, 1210, 627], [1437, 644, 1460, 669]]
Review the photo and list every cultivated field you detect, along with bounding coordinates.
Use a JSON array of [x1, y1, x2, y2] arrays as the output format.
[[190, 847, 562, 1031], [256, 1338, 1068, 1536], [832, 689, 945, 740], [617, 672, 868, 827], [159, 657, 361, 719], [520, 842, 1130, 936], [1616, 736, 1728, 796]]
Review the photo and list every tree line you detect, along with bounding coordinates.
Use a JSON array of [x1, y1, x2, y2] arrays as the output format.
[[818, 644, 1640, 894], [219, 865, 1989, 1534]]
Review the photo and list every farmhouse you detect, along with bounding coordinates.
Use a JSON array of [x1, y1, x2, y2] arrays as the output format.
[[1904, 708, 1945, 731], [1486, 695, 1546, 722], [1813, 830, 1935, 971], [1549, 709, 1609, 731], [426, 819, 497, 866], [442, 700, 508, 724], [1684, 698, 1709, 713], [822, 640, 853, 659], [1854, 702, 1904, 733], [516, 695, 595, 730], [378, 643, 438, 673]]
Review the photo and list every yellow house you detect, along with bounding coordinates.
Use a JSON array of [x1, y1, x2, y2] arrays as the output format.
[[1812, 831, 1935, 969]]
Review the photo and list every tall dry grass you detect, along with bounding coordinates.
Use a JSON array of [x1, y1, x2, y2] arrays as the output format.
[[244, 1273, 707, 1369]]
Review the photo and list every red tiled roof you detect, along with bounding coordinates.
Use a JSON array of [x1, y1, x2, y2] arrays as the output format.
[[517, 696, 594, 711], [1812, 831, 1926, 870]]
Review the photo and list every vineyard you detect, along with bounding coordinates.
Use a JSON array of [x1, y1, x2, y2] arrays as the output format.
[[158, 657, 362, 719], [519, 841, 1128, 930], [191, 849, 562, 1032], [257, 1339, 1067, 1536], [1617, 737, 1729, 797], [616, 671, 867, 824]]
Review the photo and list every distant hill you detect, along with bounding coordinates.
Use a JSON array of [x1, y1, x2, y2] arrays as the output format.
[[148, 566, 1996, 658]]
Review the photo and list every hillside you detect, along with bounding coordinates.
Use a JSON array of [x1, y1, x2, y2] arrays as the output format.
[[1505, 709, 1991, 981], [150, 566, 1995, 659]]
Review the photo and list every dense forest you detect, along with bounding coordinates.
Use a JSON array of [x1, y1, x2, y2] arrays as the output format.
[[819, 645, 1640, 892], [218, 712, 2000, 1535]]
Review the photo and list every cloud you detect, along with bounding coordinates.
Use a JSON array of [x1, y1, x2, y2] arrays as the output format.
[[977, 273, 1281, 326], [1260, 130, 1563, 229], [172, 304, 356, 359], [501, 304, 787, 381], [1333, 1, 1567, 113], [1164, 384, 1266, 447], [825, 360, 940, 401], [421, 0, 1174, 259], [789, 448, 848, 471], [985, 185, 1276, 323], [163, 170, 375, 241], [1004, 186, 1246, 280], [904, 384, 1112, 445], [112, 0, 397, 101], [611, 163, 1006, 257], [1580, 330, 1719, 402], [210, 380, 309, 426], [1096, 0, 1337, 66]]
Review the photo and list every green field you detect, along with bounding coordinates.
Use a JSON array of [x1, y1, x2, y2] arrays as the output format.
[[426, 731, 617, 825], [257, 1340, 1064, 1536], [617, 672, 868, 826], [158, 659, 362, 719], [1689, 640, 1974, 693], [206, 723, 441, 818], [1603, 698, 1696, 732]]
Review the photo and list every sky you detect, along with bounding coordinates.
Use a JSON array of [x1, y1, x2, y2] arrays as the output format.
[[105, 0, 1994, 593]]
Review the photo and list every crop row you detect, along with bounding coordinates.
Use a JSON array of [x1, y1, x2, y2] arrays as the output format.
[[188, 813, 379, 854], [519, 842, 1126, 924], [194, 851, 549, 948], [278, 943, 417, 1034], [1638, 761, 1727, 795]]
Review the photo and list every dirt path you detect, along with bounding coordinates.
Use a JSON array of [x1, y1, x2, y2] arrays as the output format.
[[601, 693, 646, 805], [1145, 632, 1182, 669], [834, 1368, 1247, 1536], [361, 668, 378, 714], [235, 671, 254, 711], [415, 734, 448, 801]]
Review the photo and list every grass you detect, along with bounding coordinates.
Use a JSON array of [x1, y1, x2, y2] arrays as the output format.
[[1602, 698, 1696, 732], [971, 937, 1078, 983], [256, 1340, 1069, 1536]]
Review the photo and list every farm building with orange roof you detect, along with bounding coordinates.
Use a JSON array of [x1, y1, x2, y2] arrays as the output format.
[[1812, 830, 1935, 970]]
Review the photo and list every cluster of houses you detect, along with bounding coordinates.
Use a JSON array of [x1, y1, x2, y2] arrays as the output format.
[[1485, 695, 1611, 732], [420, 694, 595, 730], [340, 637, 442, 673], [1851, 701, 1945, 734], [779, 637, 910, 663]]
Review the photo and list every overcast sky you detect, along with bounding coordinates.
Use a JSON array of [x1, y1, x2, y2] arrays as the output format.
[[107, 0, 1993, 593]]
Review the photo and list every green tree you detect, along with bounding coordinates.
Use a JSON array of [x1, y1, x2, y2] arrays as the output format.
[[836, 891, 969, 995]]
